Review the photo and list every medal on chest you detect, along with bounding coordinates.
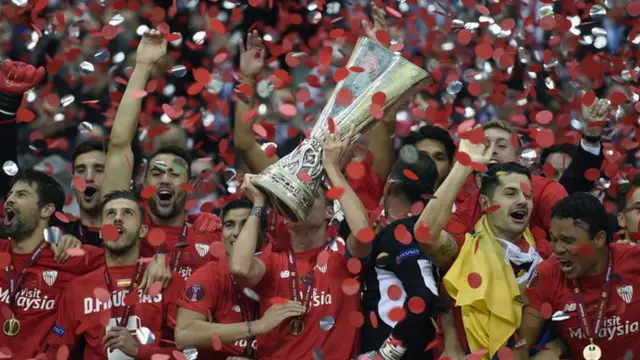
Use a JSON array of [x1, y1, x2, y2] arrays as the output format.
[[3, 317, 20, 336], [583, 344, 601, 360]]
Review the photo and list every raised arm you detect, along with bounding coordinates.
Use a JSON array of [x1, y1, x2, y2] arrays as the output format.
[[229, 174, 267, 288], [415, 131, 493, 266], [234, 30, 277, 174], [320, 126, 372, 258], [102, 29, 167, 198]]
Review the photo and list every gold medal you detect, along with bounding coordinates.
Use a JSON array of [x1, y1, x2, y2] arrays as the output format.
[[3, 317, 20, 336], [583, 344, 602, 360], [288, 318, 305, 336]]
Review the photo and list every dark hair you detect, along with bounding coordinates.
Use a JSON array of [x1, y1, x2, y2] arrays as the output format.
[[8, 170, 65, 212], [540, 143, 579, 167], [389, 145, 439, 204], [551, 192, 610, 242], [221, 198, 268, 230], [72, 140, 105, 171], [480, 162, 532, 198], [100, 190, 145, 222], [401, 125, 456, 164], [616, 174, 640, 212], [146, 145, 192, 179]]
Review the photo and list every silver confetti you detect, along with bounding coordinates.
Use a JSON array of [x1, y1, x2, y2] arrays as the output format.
[[153, 160, 168, 172], [446, 80, 463, 94], [243, 287, 260, 302], [109, 14, 125, 26], [44, 226, 63, 245], [78, 122, 93, 133], [399, 144, 419, 165], [79, 61, 95, 75], [12, 0, 27, 6], [594, 36, 607, 49], [202, 113, 215, 127], [192, 31, 206, 45], [206, 75, 224, 94], [135, 327, 156, 345], [170, 65, 187, 78], [257, 79, 275, 98], [94, 49, 111, 63], [61, 95, 75, 107], [551, 311, 570, 322], [591, 27, 608, 37], [2, 161, 19, 176], [540, 4, 554, 18], [113, 52, 125, 64], [520, 149, 538, 167], [307, 10, 323, 25], [589, 4, 606, 20], [319, 316, 335, 331], [183, 347, 199, 360]]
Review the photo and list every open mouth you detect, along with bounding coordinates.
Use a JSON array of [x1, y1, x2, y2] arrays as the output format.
[[559, 259, 575, 273], [115, 224, 125, 235], [488, 159, 500, 165], [4, 208, 15, 225], [84, 186, 98, 199], [510, 209, 528, 223], [156, 189, 174, 205]]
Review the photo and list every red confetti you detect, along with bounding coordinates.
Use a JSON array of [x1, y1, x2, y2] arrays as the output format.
[[370, 103, 384, 119], [456, 151, 471, 166], [394, 225, 412, 245], [147, 228, 166, 247], [211, 333, 222, 351], [403, 169, 418, 181], [328, 118, 336, 133], [387, 307, 406, 322], [369, 311, 378, 329], [387, 285, 403, 301], [165, 33, 181, 41], [101, 224, 120, 241], [336, 88, 354, 106], [264, 144, 278, 157], [372, 91, 386, 105], [93, 287, 110, 302], [209, 242, 226, 258], [475, 43, 493, 60], [497, 347, 514, 360], [72, 176, 87, 192], [584, 168, 601, 181], [333, 68, 349, 82], [56, 345, 69, 360], [535, 129, 555, 148], [279, 103, 297, 118], [572, 244, 595, 258], [102, 25, 118, 40], [140, 186, 157, 199], [540, 302, 553, 319], [341, 278, 360, 296], [54, 211, 70, 223], [501, 18, 516, 31], [297, 171, 312, 183], [346, 162, 365, 180], [356, 228, 375, 243], [326, 187, 345, 199], [130, 90, 148, 99], [467, 272, 482, 289], [535, 110, 553, 125], [65, 248, 86, 257], [193, 68, 211, 84], [414, 224, 431, 243], [520, 181, 532, 197], [16, 108, 35, 122], [583, 91, 596, 107], [347, 258, 362, 274], [348, 311, 364, 327], [209, 18, 227, 34], [408, 296, 426, 314], [484, 204, 501, 214], [252, 124, 268, 138], [457, 29, 472, 45], [375, 30, 391, 45], [410, 202, 424, 215]]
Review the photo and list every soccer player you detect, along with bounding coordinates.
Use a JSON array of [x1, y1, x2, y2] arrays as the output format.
[[0, 170, 101, 358], [175, 198, 305, 359], [66, 140, 106, 247], [516, 193, 640, 359], [45, 190, 185, 359], [615, 173, 640, 244], [102, 29, 220, 281], [229, 130, 372, 359], [353, 145, 440, 360], [401, 125, 456, 188]]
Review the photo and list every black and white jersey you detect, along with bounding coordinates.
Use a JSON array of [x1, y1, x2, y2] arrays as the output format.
[[359, 216, 440, 359]]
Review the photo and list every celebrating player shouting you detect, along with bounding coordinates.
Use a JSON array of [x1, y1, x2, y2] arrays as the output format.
[[102, 29, 220, 281], [45, 190, 185, 359]]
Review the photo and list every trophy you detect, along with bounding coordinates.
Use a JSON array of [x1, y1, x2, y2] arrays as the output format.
[[251, 37, 433, 222]]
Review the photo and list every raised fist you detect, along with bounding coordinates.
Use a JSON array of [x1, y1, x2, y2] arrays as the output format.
[[0, 60, 45, 95]]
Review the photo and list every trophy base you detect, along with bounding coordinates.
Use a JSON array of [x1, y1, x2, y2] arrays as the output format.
[[250, 167, 316, 223]]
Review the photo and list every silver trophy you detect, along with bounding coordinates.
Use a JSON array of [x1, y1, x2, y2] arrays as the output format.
[[251, 37, 433, 222]]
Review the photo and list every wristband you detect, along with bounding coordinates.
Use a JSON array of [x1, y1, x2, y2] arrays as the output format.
[[0, 92, 23, 121], [251, 206, 265, 218], [379, 335, 406, 360]]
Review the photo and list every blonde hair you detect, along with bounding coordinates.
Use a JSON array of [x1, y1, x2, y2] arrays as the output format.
[[482, 119, 523, 152]]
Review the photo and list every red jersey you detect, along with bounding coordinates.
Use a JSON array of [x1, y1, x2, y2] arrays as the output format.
[[45, 264, 185, 360], [141, 213, 218, 281], [178, 260, 258, 359], [253, 240, 360, 360], [0, 240, 104, 359], [525, 244, 640, 359], [449, 175, 567, 235], [347, 156, 384, 215]]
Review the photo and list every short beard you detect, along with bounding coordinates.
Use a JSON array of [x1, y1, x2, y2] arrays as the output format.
[[148, 196, 185, 221], [105, 234, 138, 257], [5, 217, 38, 240]]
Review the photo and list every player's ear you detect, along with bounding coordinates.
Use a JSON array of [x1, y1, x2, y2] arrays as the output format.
[[617, 212, 626, 230], [139, 224, 149, 239], [40, 203, 56, 220]]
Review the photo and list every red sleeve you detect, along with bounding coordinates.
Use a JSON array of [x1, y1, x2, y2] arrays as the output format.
[[253, 246, 276, 296], [165, 273, 186, 329], [45, 287, 79, 358], [347, 161, 384, 214], [523, 259, 559, 312], [448, 191, 479, 236], [137, 343, 175, 359], [177, 265, 217, 317], [535, 181, 567, 232]]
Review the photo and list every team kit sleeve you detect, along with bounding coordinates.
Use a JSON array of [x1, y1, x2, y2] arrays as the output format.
[[523, 261, 557, 312], [178, 266, 217, 316], [44, 287, 80, 358], [384, 227, 439, 350], [536, 182, 568, 232]]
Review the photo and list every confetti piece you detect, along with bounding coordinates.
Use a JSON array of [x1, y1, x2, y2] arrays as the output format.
[[253, 124, 268, 138], [341, 278, 360, 296], [540, 302, 553, 319], [130, 90, 148, 99], [369, 311, 378, 328], [403, 169, 418, 181], [388, 307, 406, 322], [317, 250, 330, 268], [65, 248, 86, 257], [456, 151, 471, 166], [347, 258, 362, 274], [209, 242, 226, 258], [336, 88, 354, 107], [356, 228, 375, 243], [535, 110, 553, 125], [147, 228, 166, 247], [72, 176, 87, 192], [394, 225, 412, 245], [56, 345, 69, 360], [484, 204, 501, 214], [279, 103, 297, 118], [457, 29, 472, 45], [425, 339, 439, 351], [209, 18, 226, 34], [387, 285, 403, 301], [584, 168, 601, 181], [467, 272, 482, 289], [17, 108, 35, 122], [328, 118, 336, 133], [93, 287, 110, 302], [346, 162, 365, 180], [370, 103, 384, 119], [172, 350, 187, 360], [297, 171, 312, 183], [348, 311, 364, 327], [140, 186, 157, 199], [55, 212, 70, 223], [408, 296, 426, 314], [535, 128, 555, 148], [101, 224, 120, 241], [375, 30, 391, 45], [414, 224, 431, 243], [212, 333, 222, 351], [326, 187, 345, 200]]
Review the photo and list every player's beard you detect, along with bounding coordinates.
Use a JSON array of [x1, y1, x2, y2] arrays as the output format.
[[105, 231, 139, 257], [148, 192, 186, 220], [5, 209, 39, 239]]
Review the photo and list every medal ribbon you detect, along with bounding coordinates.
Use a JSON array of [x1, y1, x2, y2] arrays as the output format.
[[169, 224, 189, 272], [6, 241, 48, 314], [570, 250, 613, 344], [287, 240, 334, 312], [230, 275, 258, 358], [103, 261, 145, 327]]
